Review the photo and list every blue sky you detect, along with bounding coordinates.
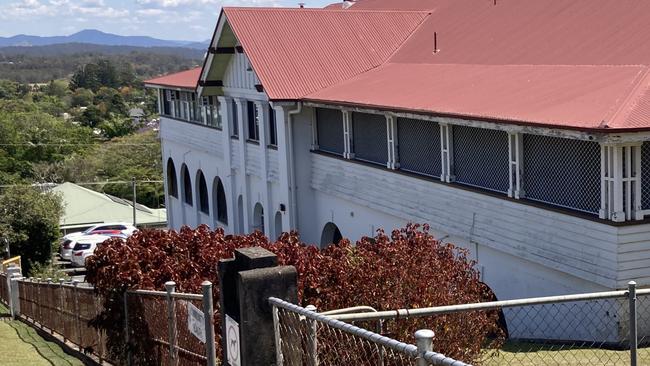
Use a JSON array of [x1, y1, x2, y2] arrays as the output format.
[[0, 0, 334, 41]]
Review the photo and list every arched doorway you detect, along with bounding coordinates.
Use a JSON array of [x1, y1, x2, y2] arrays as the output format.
[[212, 177, 228, 227], [253, 203, 264, 233], [196, 170, 209, 216], [320, 222, 342, 248], [166, 158, 178, 198], [180, 164, 192, 206], [274, 211, 282, 240]]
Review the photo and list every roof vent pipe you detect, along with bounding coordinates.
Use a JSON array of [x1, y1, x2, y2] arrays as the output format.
[[433, 32, 439, 54], [298, 2, 305, 8]]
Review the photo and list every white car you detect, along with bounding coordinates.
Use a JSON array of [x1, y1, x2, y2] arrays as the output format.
[[60, 223, 136, 260], [70, 234, 126, 267]]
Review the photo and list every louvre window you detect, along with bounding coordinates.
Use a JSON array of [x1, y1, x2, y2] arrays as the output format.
[[397, 118, 441, 177], [453, 126, 509, 193], [523, 135, 600, 214], [316, 108, 344, 155], [352, 112, 387, 165]]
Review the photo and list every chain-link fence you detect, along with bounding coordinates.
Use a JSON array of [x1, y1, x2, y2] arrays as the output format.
[[325, 284, 650, 366], [12, 278, 216, 366], [269, 297, 470, 366]]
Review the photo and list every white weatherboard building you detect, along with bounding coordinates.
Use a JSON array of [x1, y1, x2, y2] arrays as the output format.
[[146, 0, 650, 340]]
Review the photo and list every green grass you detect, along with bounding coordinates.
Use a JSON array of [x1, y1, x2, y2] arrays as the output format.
[[482, 341, 650, 365], [0, 313, 83, 366]]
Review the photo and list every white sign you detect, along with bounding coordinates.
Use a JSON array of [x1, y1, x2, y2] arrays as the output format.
[[187, 302, 206, 343], [226, 315, 241, 366]]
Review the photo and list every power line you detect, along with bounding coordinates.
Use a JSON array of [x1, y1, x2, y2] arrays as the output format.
[[0, 143, 159, 146], [0, 180, 164, 188]]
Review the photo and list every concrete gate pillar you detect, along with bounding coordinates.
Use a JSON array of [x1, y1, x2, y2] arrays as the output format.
[[218, 247, 297, 366]]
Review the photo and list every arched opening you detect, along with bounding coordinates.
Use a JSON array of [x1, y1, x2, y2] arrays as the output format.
[[196, 170, 209, 215], [253, 203, 264, 233], [237, 195, 244, 234], [180, 164, 192, 206], [213, 177, 228, 225], [274, 211, 282, 239], [320, 222, 342, 248], [166, 158, 178, 198]]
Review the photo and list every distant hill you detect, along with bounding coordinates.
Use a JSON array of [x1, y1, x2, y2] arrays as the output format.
[[0, 29, 209, 49], [0, 43, 206, 59]]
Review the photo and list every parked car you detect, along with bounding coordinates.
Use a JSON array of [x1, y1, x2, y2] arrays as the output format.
[[59, 223, 136, 260], [61, 222, 136, 242], [60, 230, 123, 261], [70, 234, 127, 268]]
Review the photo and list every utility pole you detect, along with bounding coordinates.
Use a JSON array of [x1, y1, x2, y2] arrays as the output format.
[[132, 177, 137, 227]]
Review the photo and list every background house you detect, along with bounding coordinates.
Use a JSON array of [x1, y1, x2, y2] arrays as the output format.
[[51, 182, 167, 234]]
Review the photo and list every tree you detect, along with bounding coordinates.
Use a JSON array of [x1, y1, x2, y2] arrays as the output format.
[[0, 186, 63, 274], [70, 88, 94, 107], [0, 110, 93, 184], [79, 105, 104, 128], [44, 80, 68, 98], [99, 115, 137, 138], [59, 130, 163, 208]]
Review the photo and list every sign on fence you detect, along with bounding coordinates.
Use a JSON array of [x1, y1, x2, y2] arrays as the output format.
[[187, 302, 206, 343], [226, 315, 241, 366]]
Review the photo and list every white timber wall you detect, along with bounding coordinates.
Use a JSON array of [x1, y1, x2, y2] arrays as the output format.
[[290, 106, 650, 298]]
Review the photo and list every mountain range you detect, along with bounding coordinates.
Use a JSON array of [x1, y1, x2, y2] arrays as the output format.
[[0, 29, 209, 49]]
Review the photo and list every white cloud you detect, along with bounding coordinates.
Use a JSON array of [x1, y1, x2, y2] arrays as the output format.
[[136, 0, 278, 8]]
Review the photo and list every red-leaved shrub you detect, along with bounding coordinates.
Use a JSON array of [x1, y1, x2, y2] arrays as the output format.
[[86, 224, 503, 364]]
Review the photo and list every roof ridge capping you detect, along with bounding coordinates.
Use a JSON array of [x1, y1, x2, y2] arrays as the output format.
[[222, 6, 431, 14]]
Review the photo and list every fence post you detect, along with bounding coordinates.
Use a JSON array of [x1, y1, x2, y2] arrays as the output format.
[[94, 293, 104, 363], [124, 291, 132, 366], [47, 278, 53, 334], [36, 278, 43, 327], [73, 280, 82, 352], [59, 278, 65, 342], [9, 274, 21, 319], [202, 281, 217, 366], [272, 305, 283, 366], [377, 320, 384, 366], [165, 281, 177, 366], [415, 329, 435, 366], [305, 305, 318, 366], [629, 281, 637, 366]]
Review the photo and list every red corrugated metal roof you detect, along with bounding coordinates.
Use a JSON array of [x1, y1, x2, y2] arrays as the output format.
[[306, 64, 650, 130], [152, 0, 650, 130], [144, 67, 202, 89], [223, 7, 429, 100]]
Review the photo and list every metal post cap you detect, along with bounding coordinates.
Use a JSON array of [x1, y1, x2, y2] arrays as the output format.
[[414, 329, 435, 340], [201, 280, 212, 286]]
